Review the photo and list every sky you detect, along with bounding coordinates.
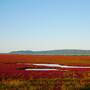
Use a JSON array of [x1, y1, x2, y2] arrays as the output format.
[[0, 0, 90, 52]]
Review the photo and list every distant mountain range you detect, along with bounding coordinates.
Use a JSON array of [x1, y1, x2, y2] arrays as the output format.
[[9, 49, 90, 55]]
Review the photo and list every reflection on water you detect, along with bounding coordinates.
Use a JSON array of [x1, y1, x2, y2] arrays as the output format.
[[32, 64, 90, 68], [25, 68, 57, 71]]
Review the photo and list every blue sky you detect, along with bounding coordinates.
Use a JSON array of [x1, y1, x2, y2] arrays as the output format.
[[0, 0, 90, 52]]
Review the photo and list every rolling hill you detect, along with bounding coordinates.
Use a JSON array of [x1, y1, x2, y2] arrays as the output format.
[[9, 49, 90, 55]]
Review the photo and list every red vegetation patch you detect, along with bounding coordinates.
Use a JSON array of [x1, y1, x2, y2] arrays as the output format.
[[0, 54, 90, 65]]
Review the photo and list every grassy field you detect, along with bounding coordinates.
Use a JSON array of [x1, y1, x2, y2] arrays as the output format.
[[0, 71, 90, 90], [0, 54, 90, 90], [0, 54, 90, 65]]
